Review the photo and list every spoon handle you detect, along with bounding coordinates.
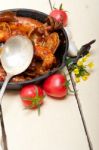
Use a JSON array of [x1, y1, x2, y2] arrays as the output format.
[[0, 74, 12, 150], [0, 105, 8, 150], [0, 74, 12, 104]]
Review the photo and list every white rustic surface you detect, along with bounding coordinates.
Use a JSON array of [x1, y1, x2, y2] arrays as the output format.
[[51, 0, 99, 150], [0, 0, 98, 150]]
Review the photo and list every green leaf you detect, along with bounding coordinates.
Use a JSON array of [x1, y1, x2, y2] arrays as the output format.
[[75, 74, 80, 77], [66, 57, 73, 67], [66, 80, 70, 87], [80, 70, 85, 76], [84, 69, 90, 75]]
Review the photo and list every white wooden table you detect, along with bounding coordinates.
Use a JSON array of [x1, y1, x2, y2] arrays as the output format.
[[0, 0, 99, 150]]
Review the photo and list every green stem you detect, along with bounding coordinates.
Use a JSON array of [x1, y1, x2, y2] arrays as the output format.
[[59, 3, 63, 10], [38, 104, 41, 116]]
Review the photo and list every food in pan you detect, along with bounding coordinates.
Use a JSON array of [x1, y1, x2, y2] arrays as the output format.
[[0, 11, 62, 82]]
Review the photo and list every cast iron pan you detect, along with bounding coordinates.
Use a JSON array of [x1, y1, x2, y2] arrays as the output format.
[[0, 9, 69, 89]]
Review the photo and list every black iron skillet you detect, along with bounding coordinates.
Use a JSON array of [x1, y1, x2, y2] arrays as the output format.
[[0, 9, 95, 90], [0, 8, 69, 89]]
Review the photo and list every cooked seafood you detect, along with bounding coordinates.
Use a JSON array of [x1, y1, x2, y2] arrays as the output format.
[[0, 11, 61, 82]]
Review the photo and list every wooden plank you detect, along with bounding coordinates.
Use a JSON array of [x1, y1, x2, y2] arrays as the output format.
[[50, 0, 99, 150], [2, 85, 89, 150], [0, 0, 90, 150], [0, 0, 51, 13]]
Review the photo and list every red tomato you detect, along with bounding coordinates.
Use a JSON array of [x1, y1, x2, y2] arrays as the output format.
[[43, 74, 68, 98], [20, 85, 45, 110], [50, 8, 68, 27]]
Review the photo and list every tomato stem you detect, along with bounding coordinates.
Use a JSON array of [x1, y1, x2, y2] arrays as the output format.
[[65, 80, 76, 94], [53, 3, 64, 10], [68, 87, 77, 93], [59, 3, 63, 10], [38, 104, 41, 115], [22, 86, 44, 115], [53, 3, 56, 9]]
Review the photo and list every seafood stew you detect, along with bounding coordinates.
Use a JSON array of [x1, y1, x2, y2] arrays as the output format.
[[0, 9, 68, 89]]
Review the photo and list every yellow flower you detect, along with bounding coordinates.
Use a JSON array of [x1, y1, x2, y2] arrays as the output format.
[[73, 68, 79, 75], [82, 75, 88, 81], [88, 62, 94, 68], [75, 77, 80, 83], [86, 53, 91, 57], [82, 56, 88, 62], [77, 60, 83, 66]]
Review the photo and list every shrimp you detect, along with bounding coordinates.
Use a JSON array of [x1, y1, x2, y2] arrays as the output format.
[[0, 11, 60, 80]]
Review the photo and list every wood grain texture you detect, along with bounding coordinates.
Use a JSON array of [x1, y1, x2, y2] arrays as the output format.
[[0, 0, 95, 150], [51, 0, 99, 150]]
